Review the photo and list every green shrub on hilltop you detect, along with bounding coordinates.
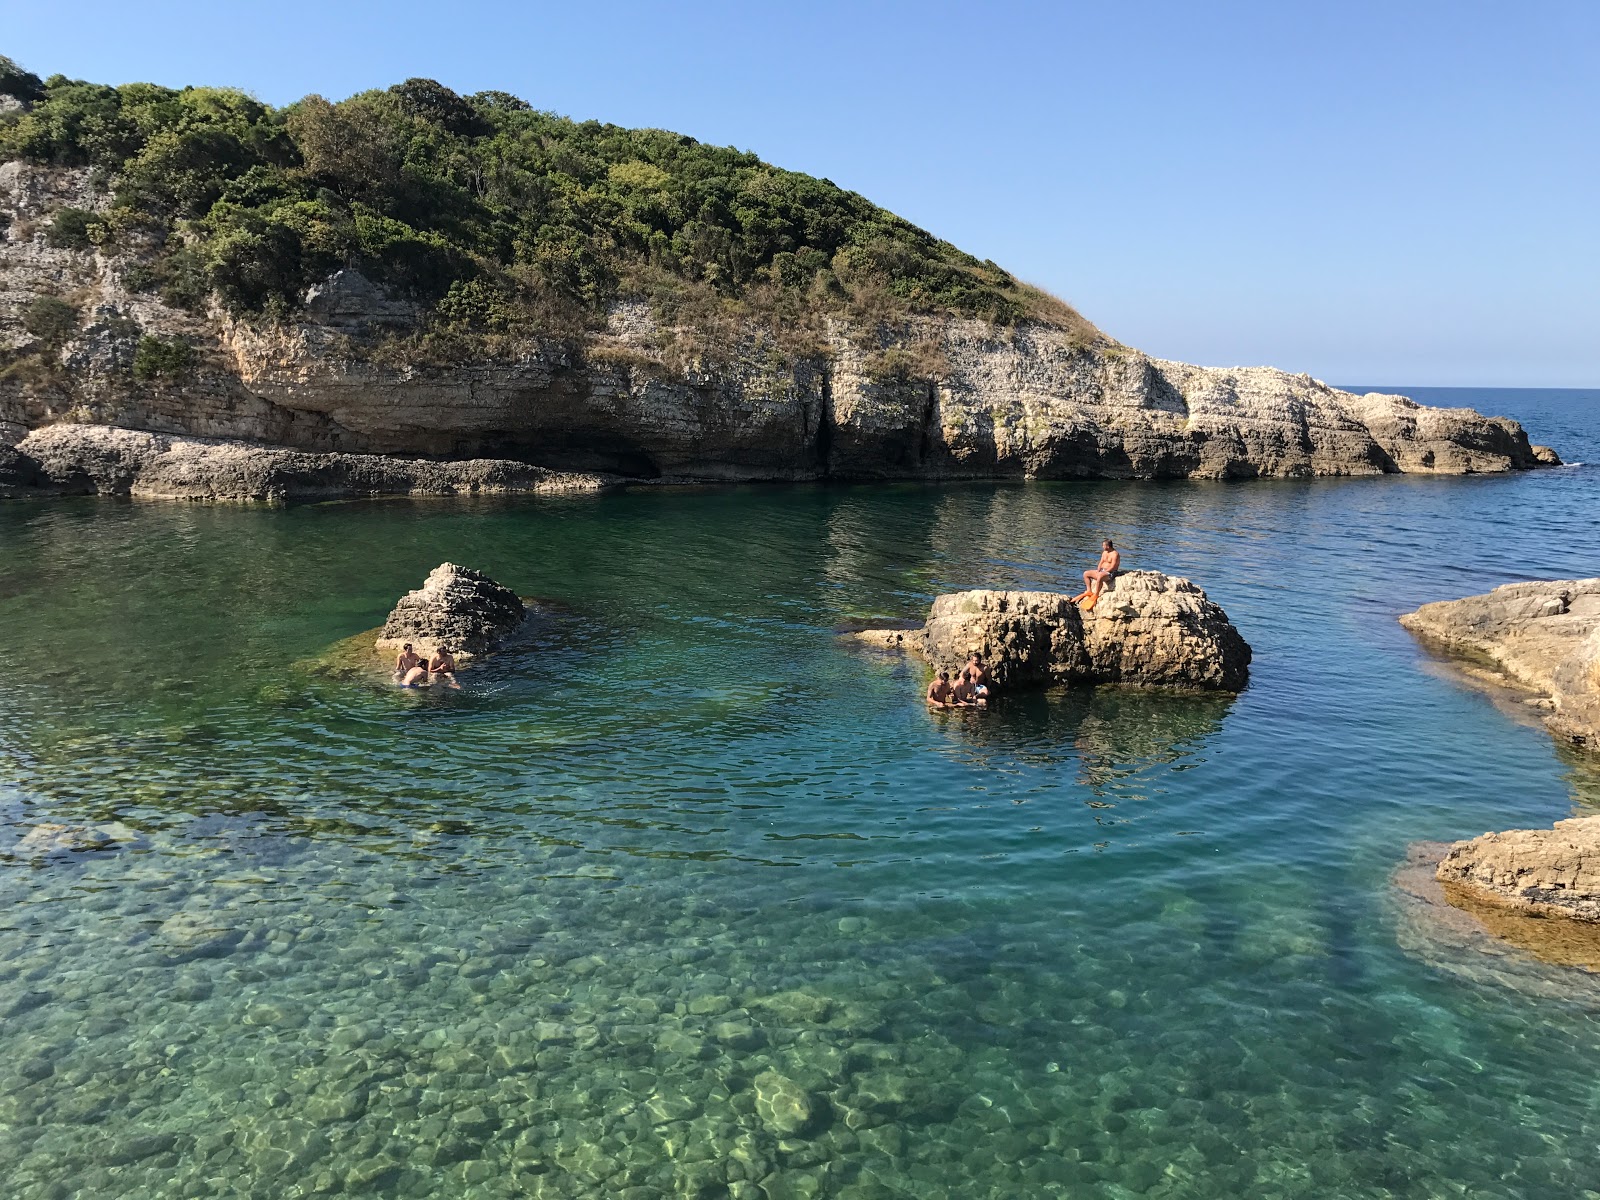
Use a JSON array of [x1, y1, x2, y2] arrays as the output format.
[[0, 56, 44, 106], [0, 63, 1093, 354]]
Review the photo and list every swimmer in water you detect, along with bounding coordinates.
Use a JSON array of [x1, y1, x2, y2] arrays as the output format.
[[394, 643, 428, 687], [395, 643, 421, 676], [428, 646, 460, 689]]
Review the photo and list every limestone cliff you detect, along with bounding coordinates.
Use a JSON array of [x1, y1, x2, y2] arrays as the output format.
[[0, 162, 1556, 490]]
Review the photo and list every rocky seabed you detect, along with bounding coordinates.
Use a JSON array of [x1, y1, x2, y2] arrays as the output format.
[[5, 822, 1574, 1200]]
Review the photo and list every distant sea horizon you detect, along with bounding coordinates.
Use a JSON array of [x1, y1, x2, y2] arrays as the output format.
[[1337, 384, 1600, 395]]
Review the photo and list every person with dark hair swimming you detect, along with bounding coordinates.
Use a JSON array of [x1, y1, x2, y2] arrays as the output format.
[[429, 646, 460, 689], [394, 643, 429, 687]]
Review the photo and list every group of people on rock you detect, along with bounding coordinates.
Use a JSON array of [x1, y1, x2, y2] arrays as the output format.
[[924, 539, 1123, 711], [393, 643, 460, 689], [927, 653, 994, 709]]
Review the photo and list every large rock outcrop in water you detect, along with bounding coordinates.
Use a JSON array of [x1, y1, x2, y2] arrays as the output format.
[[852, 572, 1251, 690], [1435, 817, 1600, 924], [375, 563, 529, 660], [1401, 580, 1600, 753], [0, 162, 1559, 492]]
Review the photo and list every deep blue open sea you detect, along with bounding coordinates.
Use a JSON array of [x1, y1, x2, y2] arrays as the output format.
[[0, 387, 1597, 1199]]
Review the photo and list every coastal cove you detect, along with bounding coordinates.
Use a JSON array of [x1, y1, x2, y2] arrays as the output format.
[[1, 386, 1598, 1198]]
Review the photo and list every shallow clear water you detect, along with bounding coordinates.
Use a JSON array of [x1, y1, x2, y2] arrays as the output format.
[[1, 388, 1598, 1200]]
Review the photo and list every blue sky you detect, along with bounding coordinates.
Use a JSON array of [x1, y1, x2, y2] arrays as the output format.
[[8, 0, 1597, 385]]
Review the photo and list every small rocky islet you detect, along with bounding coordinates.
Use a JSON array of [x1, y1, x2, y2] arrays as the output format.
[[850, 573, 1250, 692], [376, 563, 534, 663]]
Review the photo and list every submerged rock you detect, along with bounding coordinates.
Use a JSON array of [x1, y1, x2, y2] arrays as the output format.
[[375, 562, 528, 660], [12, 821, 140, 859], [156, 908, 245, 960], [1400, 578, 1600, 753], [1435, 816, 1600, 923], [850, 572, 1250, 690], [753, 1069, 822, 1136]]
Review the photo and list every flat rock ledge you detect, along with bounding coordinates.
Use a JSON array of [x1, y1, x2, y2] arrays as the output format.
[[1392, 841, 1600, 997], [375, 563, 528, 661], [1435, 816, 1600, 924], [0, 424, 618, 503], [849, 571, 1251, 690], [1400, 578, 1600, 753]]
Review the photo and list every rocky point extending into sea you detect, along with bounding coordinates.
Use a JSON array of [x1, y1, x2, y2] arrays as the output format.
[[0, 157, 1563, 502], [1401, 578, 1600, 754]]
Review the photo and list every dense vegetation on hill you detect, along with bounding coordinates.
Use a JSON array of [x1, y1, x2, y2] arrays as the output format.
[[0, 57, 1086, 358]]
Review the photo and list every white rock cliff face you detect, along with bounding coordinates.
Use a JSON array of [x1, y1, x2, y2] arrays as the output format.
[[0, 163, 1555, 491]]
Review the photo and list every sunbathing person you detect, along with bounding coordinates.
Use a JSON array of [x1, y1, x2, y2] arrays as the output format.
[[926, 671, 956, 708], [964, 654, 994, 693], [1074, 540, 1121, 610], [950, 675, 979, 706], [429, 646, 460, 689]]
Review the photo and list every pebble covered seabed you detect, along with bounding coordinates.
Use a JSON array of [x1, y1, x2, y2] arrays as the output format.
[[2, 388, 1600, 1199]]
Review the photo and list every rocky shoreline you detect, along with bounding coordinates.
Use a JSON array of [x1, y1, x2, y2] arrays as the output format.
[[0, 161, 1564, 492], [0, 423, 616, 502], [1401, 579, 1600, 754]]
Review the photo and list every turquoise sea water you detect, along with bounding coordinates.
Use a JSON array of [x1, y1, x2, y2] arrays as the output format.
[[1, 387, 1598, 1200]]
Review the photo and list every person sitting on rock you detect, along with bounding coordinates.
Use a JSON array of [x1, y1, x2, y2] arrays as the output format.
[[429, 646, 460, 689], [926, 671, 956, 708], [1073, 539, 1121, 610]]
